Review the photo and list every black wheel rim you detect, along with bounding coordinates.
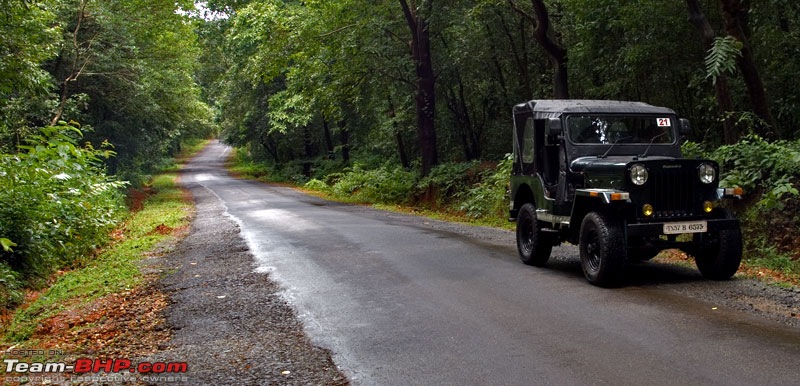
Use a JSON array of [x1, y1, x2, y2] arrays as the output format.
[[519, 211, 534, 254], [585, 224, 601, 272]]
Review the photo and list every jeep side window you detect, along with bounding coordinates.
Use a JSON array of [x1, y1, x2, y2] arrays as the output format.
[[513, 113, 535, 175], [522, 117, 535, 164]]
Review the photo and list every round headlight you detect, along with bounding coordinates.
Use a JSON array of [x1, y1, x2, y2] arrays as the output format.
[[630, 164, 648, 186], [698, 163, 715, 184]]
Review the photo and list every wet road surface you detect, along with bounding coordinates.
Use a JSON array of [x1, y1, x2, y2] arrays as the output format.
[[183, 141, 800, 386]]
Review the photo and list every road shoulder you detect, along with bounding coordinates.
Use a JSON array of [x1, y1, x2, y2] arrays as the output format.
[[142, 180, 348, 385]]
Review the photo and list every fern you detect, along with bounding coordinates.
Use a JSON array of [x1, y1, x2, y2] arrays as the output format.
[[705, 36, 743, 85]]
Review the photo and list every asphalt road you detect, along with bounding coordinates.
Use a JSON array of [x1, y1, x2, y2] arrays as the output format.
[[184, 141, 800, 386]]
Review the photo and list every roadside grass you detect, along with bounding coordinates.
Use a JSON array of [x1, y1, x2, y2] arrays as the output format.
[[739, 256, 800, 288], [227, 149, 274, 182], [294, 185, 513, 231], [0, 141, 205, 347], [372, 203, 514, 230]]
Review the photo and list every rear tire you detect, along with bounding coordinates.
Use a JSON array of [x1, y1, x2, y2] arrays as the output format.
[[516, 203, 552, 266], [694, 210, 742, 280], [579, 212, 626, 287]]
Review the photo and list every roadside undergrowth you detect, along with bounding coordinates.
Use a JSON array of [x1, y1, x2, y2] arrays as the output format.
[[0, 140, 206, 367]]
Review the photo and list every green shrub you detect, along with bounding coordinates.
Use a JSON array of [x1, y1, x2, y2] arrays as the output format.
[[304, 178, 331, 193], [0, 262, 22, 307], [415, 161, 480, 207], [711, 135, 800, 211], [680, 140, 708, 159], [331, 164, 416, 204], [458, 154, 512, 218], [0, 123, 126, 308]]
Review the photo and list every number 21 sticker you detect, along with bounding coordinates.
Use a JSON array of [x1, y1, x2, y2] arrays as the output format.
[[657, 118, 672, 127]]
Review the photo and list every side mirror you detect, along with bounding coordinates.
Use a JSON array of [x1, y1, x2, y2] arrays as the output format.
[[679, 118, 691, 135], [546, 118, 563, 137]]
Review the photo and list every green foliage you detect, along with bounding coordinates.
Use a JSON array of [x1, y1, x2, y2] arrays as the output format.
[[0, 123, 125, 308], [0, 238, 17, 252], [303, 178, 331, 193], [329, 164, 417, 205], [0, 0, 60, 152], [705, 36, 743, 85], [711, 135, 800, 210], [297, 154, 514, 222], [228, 147, 281, 181], [749, 251, 800, 277], [680, 140, 707, 159], [416, 161, 481, 207], [458, 154, 513, 218], [0, 262, 22, 308], [4, 170, 190, 342]]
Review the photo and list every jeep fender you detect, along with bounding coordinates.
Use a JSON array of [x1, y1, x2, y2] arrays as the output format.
[[568, 189, 631, 243], [510, 176, 550, 220]]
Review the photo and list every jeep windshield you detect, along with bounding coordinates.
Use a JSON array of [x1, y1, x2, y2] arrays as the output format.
[[567, 115, 675, 145]]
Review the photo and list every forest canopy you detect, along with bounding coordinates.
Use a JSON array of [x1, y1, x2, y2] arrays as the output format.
[[198, 0, 800, 174], [1, 0, 215, 180]]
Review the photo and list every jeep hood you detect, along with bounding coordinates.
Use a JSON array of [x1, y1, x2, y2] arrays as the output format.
[[570, 156, 678, 174]]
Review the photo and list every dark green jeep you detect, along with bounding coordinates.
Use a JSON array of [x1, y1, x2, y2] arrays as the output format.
[[509, 100, 743, 286]]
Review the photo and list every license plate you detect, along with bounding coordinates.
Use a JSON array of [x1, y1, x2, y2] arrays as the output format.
[[663, 220, 707, 234]]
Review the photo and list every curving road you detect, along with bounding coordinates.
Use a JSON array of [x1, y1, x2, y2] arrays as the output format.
[[183, 141, 800, 386]]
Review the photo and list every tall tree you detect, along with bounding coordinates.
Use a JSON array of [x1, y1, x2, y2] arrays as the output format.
[[400, 0, 438, 175], [718, 0, 775, 134], [0, 0, 59, 151], [45, 0, 214, 178], [508, 0, 569, 98], [685, 0, 737, 144]]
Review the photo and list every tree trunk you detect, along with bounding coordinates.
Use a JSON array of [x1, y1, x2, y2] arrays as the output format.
[[322, 116, 335, 159], [387, 96, 410, 168], [302, 125, 314, 176], [718, 0, 775, 135], [495, 10, 532, 97], [338, 119, 350, 164], [444, 73, 479, 161], [508, 0, 569, 98], [51, 0, 90, 126], [400, 0, 438, 176], [685, 0, 738, 144], [483, 20, 510, 106], [260, 133, 280, 164], [396, 130, 410, 169]]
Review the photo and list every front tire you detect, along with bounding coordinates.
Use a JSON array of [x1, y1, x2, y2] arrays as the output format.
[[694, 210, 742, 280], [579, 212, 626, 287], [516, 203, 552, 266]]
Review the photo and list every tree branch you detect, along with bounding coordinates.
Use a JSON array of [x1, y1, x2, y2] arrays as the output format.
[[317, 23, 357, 39]]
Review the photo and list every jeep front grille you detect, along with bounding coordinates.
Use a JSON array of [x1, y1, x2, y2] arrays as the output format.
[[649, 167, 694, 218]]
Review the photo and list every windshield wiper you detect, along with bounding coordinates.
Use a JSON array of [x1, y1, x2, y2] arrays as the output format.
[[598, 136, 632, 159], [636, 131, 670, 159]]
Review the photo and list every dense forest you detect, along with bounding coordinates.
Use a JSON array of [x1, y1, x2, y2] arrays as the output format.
[[1, 0, 799, 306], [0, 0, 214, 307], [200, 0, 799, 168]]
